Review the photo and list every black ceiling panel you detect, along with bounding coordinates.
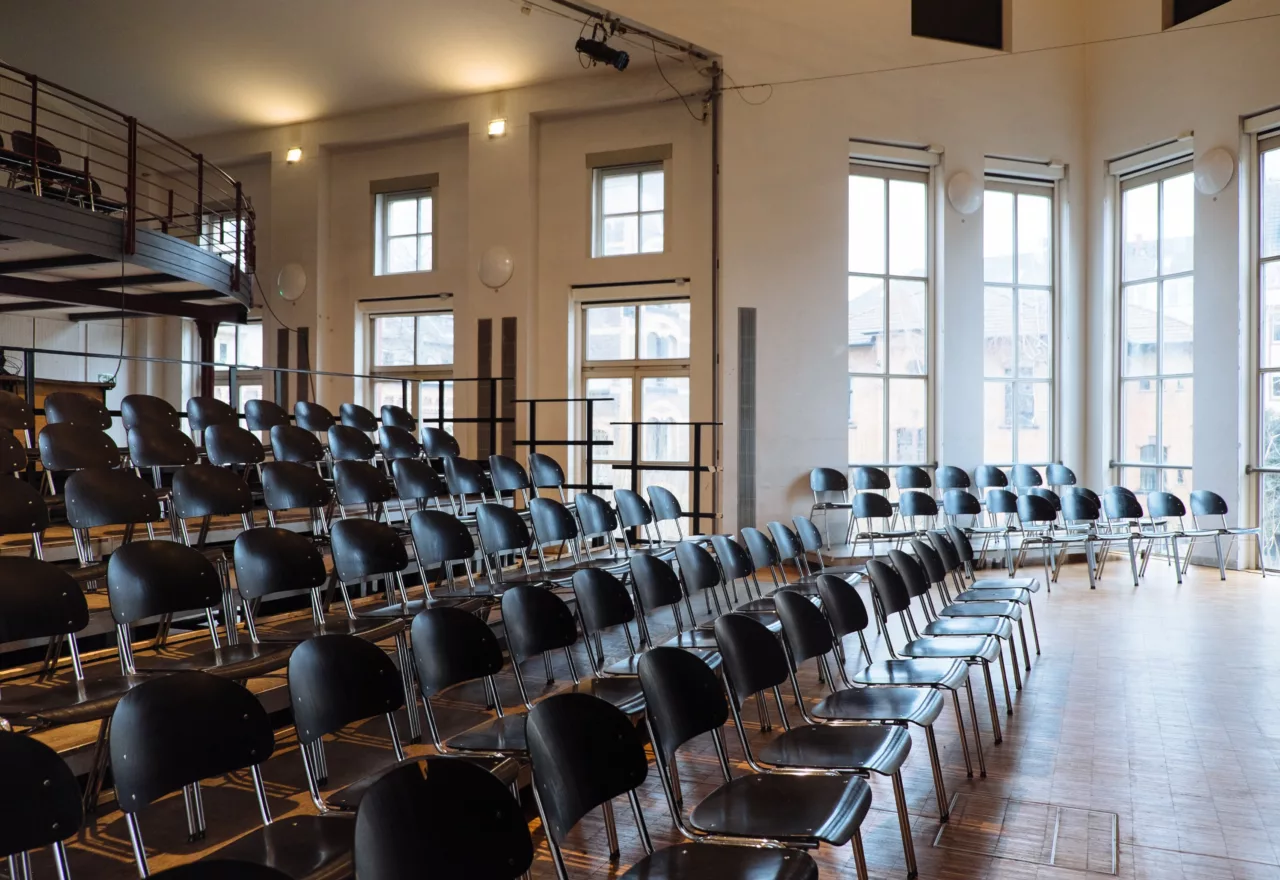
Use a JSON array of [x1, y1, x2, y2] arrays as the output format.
[[1167, 0, 1233, 28], [912, 0, 1007, 51]]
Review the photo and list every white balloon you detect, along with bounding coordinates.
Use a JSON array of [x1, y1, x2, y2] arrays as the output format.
[[1194, 146, 1235, 195], [947, 171, 982, 215], [478, 245, 515, 290], [276, 263, 307, 301]]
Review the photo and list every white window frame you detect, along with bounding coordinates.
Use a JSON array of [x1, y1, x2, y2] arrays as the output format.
[[592, 163, 666, 258], [367, 310, 454, 428], [1252, 126, 1280, 568], [374, 189, 435, 276], [202, 211, 247, 271], [213, 321, 263, 409]]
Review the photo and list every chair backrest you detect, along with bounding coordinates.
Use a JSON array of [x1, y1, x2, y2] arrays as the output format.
[[186, 396, 238, 434], [410, 509, 476, 568], [0, 731, 83, 858], [713, 613, 791, 702], [974, 465, 1008, 489], [1009, 464, 1043, 490], [1046, 463, 1077, 487], [613, 488, 653, 529], [475, 502, 531, 556], [1189, 489, 1229, 517], [354, 757, 533, 880], [1060, 491, 1099, 523], [853, 465, 891, 492], [0, 389, 32, 431], [411, 607, 504, 696], [927, 530, 963, 572], [64, 469, 161, 529], [895, 464, 932, 491], [866, 558, 912, 617], [674, 540, 721, 593], [942, 488, 982, 517], [43, 391, 111, 430], [648, 485, 684, 523], [1146, 491, 1186, 518], [127, 423, 198, 468], [816, 574, 870, 637], [574, 492, 618, 540], [421, 426, 460, 458], [391, 458, 447, 503], [945, 524, 977, 563], [985, 488, 1020, 516], [121, 394, 180, 431], [380, 404, 417, 432], [107, 540, 222, 625], [110, 671, 275, 813], [501, 585, 577, 662], [204, 424, 265, 466], [171, 463, 253, 519], [339, 402, 378, 432], [330, 517, 409, 581], [0, 557, 88, 645], [11, 130, 62, 164], [443, 455, 488, 496], [329, 424, 377, 461], [629, 553, 683, 612], [260, 460, 332, 511], [528, 452, 566, 491], [244, 398, 290, 432], [526, 693, 649, 847], [740, 526, 779, 569], [899, 489, 939, 518], [1067, 486, 1101, 508], [771, 519, 808, 559], [936, 465, 971, 491], [378, 425, 422, 461], [852, 491, 894, 520], [233, 527, 328, 600], [773, 587, 836, 663], [270, 424, 326, 463], [0, 477, 48, 537], [1016, 492, 1058, 525], [809, 466, 849, 494], [38, 423, 119, 471], [529, 496, 578, 545], [636, 647, 728, 762], [487, 454, 530, 495], [1102, 490, 1144, 520], [887, 548, 930, 598], [1028, 487, 1061, 510], [288, 634, 406, 746], [710, 533, 754, 580], [294, 400, 335, 432], [571, 569, 635, 634], [905, 540, 947, 587], [334, 459, 395, 506]]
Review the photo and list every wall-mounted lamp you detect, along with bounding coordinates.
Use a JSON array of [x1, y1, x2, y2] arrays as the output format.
[[285, 147, 303, 164], [487, 118, 507, 138]]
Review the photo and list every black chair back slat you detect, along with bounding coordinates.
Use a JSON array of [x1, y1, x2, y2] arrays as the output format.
[[334, 460, 394, 506], [411, 607, 504, 696], [529, 497, 578, 544], [1029, 487, 1061, 510], [186, 397, 238, 434], [945, 524, 978, 562], [270, 424, 326, 464], [488, 454, 530, 494], [613, 489, 653, 528], [895, 465, 932, 490], [329, 425, 377, 462], [205, 424, 265, 466], [713, 613, 791, 702], [936, 466, 970, 490], [1146, 491, 1186, 518], [1017, 493, 1058, 525], [0, 389, 32, 431], [1190, 489, 1229, 516], [528, 453, 565, 490], [789, 515, 824, 553], [244, 399, 290, 432], [571, 569, 635, 634], [809, 467, 849, 493], [380, 405, 417, 432], [501, 585, 577, 663], [774, 588, 835, 663], [852, 492, 894, 519], [816, 574, 870, 637], [1061, 491, 1099, 523], [771, 519, 807, 558], [261, 461, 332, 511], [171, 464, 253, 519], [65, 469, 161, 528], [330, 518, 409, 581], [1046, 463, 1077, 486], [121, 394, 180, 431], [629, 554, 683, 612], [899, 489, 938, 518], [127, 424, 198, 468], [942, 488, 982, 517], [854, 465, 891, 492], [985, 488, 1019, 515], [391, 459, 447, 503], [410, 510, 476, 567], [421, 427, 461, 459], [0, 557, 88, 644], [674, 540, 720, 593], [0, 731, 83, 856], [339, 402, 378, 432], [43, 391, 111, 430], [889, 548, 932, 598], [234, 528, 328, 600], [38, 423, 120, 471], [1010, 464, 1043, 489], [0, 479, 49, 536], [711, 534, 753, 580], [974, 466, 1008, 489], [288, 634, 406, 746], [648, 485, 683, 522], [379, 426, 422, 461], [475, 503, 531, 556], [866, 558, 912, 616], [443, 456, 488, 496], [741, 526, 780, 569], [906, 540, 947, 586], [636, 647, 727, 761], [108, 541, 222, 625], [575, 493, 617, 537], [294, 401, 336, 432]]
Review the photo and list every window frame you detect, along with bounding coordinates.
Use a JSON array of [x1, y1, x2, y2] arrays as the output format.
[[367, 310, 454, 428], [374, 189, 435, 276], [591, 162, 667, 259], [1252, 129, 1280, 569], [212, 321, 264, 409]]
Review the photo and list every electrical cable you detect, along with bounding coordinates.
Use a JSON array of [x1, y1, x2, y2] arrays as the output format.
[[652, 38, 707, 121]]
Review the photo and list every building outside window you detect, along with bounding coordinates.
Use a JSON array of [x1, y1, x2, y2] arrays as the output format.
[[375, 190, 434, 275], [593, 164, 664, 257], [369, 312, 453, 432]]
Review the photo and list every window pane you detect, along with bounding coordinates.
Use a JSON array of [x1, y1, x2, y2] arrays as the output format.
[[848, 276, 885, 373], [1264, 262, 1280, 367], [417, 234, 433, 272], [1017, 288, 1052, 378], [1015, 382, 1051, 463], [418, 196, 433, 234], [848, 175, 886, 275], [983, 381, 1013, 463], [983, 189, 1014, 284], [585, 377, 632, 461], [1161, 276, 1193, 374], [602, 172, 638, 215], [1263, 383, 1280, 467], [417, 314, 454, 365], [213, 385, 231, 404], [888, 279, 927, 375], [641, 377, 690, 462], [1263, 147, 1280, 259], [374, 381, 407, 412], [887, 378, 927, 464], [1162, 377, 1192, 465], [591, 463, 616, 503], [374, 316, 415, 367], [640, 213, 664, 254], [848, 376, 884, 464], [1161, 173, 1195, 276], [1120, 379, 1157, 464], [387, 198, 418, 237], [238, 324, 263, 368], [1017, 193, 1053, 285], [640, 170, 664, 211], [983, 287, 1014, 378], [419, 380, 454, 436], [1122, 283, 1158, 376], [639, 302, 690, 359], [888, 179, 928, 278], [213, 324, 236, 365], [585, 306, 636, 361], [239, 385, 263, 409], [386, 237, 417, 273], [602, 215, 638, 256], [1123, 182, 1159, 282], [1261, 473, 1280, 568]]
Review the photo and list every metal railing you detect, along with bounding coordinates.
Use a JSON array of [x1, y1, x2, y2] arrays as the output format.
[[513, 397, 613, 492], [610, 420, 720, 532]]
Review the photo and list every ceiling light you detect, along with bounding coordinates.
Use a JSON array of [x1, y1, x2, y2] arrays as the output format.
[[576, 37, 629, 71], [285, 147, 303, 164], [488, 118, 507, 138]]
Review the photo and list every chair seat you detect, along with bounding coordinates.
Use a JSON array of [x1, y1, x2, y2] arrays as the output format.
[[938, 600, 1022, 620], [254, 615, 404, 643], [923, 616, 1013, 640], [359, 596, 490, 618], [695, 611, 781, 633], [0, 673, 146, 726], [734, 597, 780, 613], [446, 712, 528, 754], [954, 588, 1030, 604], [850, 659, 968, 690], [776, 580, 823, 596], [325, 754, 521, 812], [811, 686, 945, 726], [689, 772, 871, 846], [757, 722, 912, 776], [132, 642, 292, 679], [660, 630, 720, 651], [1225, 526, 1261, 536], [622, 842, 818, 880], [969, 576, 1039, 592], [538, 554, 631, 574], [566, 676, 646, 715], [803, 564, 863, 583], [204, 814, 354, 880], [901, 636, 1001, 663], [603, 648, 721, 676]]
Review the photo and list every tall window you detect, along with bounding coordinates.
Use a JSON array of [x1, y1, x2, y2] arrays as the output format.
[[1256, 134, 1280, 565], [847, 166, 930, 466], [593, 164, 664, 257], [203, 212, 247, 271], [1118, 164, 1194, 493], [983, 181, 1055, 464], [375, 190, 434, 275], [370, 312, 453, 431], [212, 322, 263, 408], [582, 300, 690, 534]]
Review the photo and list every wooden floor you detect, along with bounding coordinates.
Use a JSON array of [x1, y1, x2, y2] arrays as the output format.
[[38, 554, 1280, 880]]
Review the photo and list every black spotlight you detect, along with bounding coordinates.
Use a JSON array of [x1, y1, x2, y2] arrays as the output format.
[[576, 37, 629, 71]]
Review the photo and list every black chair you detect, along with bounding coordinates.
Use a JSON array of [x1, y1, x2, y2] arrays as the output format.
[[983, 488, 1022, 574], [378, 426, 422, 463], [338, 402, 378, 432], [712, 613, 918, 877], [574, 492, 626, 555], [353, 757, 532, 880], [442, 455, 491, 515], [64, 467, 163, 567], [127, 424, 198, 529], [788, 515, 865, 582], [0, 731, 83, 880], [408, 508, 488, 598], [205, 424, 266, 469], [741, 525, 811, 592], [896, 464, 933, 495], [270, 425, 326, 464], [649, 485, 705, 543], [122, 394, 181, 431], [43, 391, 110, 430], [380, 404, 416, 432], [1144, 491, 1223, 581], [847, 491, 916, 557], [420, 426, 460, 458], [929, 532, 1042, 657], [328, 425, 376, 462], [808, 466, 853, 546], [474, 502, 558, 587], [1015, 492, 1072, 586], [529, 496, 626, 574], [936, 465, 970, 492], [528, 452, 569, 501], [1057, 494, 1139, 588], [944, 523, 1049, 593], [37, 423, 119, 475], [1046, 463, 1077, 492], [1103, 488, 1178, 581], [629, 553, 716, 651], [390, 458, 449, 519], [637, 647, 872, 877], [0, 389, 34, 445], [614, 488, 672, 556], [171, 462, 256, 541], [0, 430, 25, 476], [674, 539, 778, 630], [295, 400, 336, 433], [898, 489, 939, 532], [853, 465, 892, 495], [110, 671, 354, 878], [975, 465, 1009, 493], [244, 399, 290, 433], [187, 396, 239, 442], [1009, 464, 1043, 492], [488, 453, 532, 507], [333, 460, 395, 521], [1189, 489, 1264, 579], [0, 466, 49, 559], [260, 460, 333, 535], [710, 532, 773, 611], [527, 692, 821, 880]]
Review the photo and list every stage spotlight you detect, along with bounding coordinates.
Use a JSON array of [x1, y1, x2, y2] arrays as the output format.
[[576, 37, 629, 71]]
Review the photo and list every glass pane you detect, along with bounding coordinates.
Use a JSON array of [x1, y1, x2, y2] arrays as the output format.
[[1263, 147, 1280, 259], [417, 234, 433, 271], [640, 170, 664, 211], [419, 380, 454, 436], [602, 215, 638, 256], [238, 385, 263, 412], [374, 317, 415, 367], [888, 279, 927, 375], [1121, 466, 1161, 496], [639, 302, 690, 359], [1017, 193, 1053, 285], [1161, 172, 1195, 276], [1264, 261, 1280, 367], [417, 314, 454, 365], [1261, 473, 1280, 568], [983, 189, 1014, 284], [1123, 182, 1159, 282], [641, 470, 690, 542], [418, 196, 433, 234], [387, 198, 418, 237], [640, 213, 664, 254], [585, 377, 632, 461], [848, 376, 884, 464], [983, 287, 1014, 378], [848, 175, 886, 275], [591, 463, 616, 503], [983, 381, 1013, 463], [238, 324, 263, 368], [1123, 283, 1158, 376], [1263, 379, 1280, 467], [585, 306, 636, 361], [887, 378, 927, 464], [386, 237, 417, 273], [1161, 276, 1193, 374], [1120, 379, 1158, 465], [213, 324, 236, 365], [1162, 377, 1193, 466], [641, 377, 690, 462], [602, 172, 639, 215], [888, 179, 928, 278], [848, 276, 885, 373], [1017, 288, 1052, 378], [213, 385, 231, 404], [1015, 382, 1051, 463], [374, 381, 410, 411]]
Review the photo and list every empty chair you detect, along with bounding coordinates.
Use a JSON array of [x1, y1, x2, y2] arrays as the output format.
[[930, 532, 1043, 656], [1046, 463, 1077, 491], [64, 466, 163, 566], [121, 394, 181, 431], [1189, 489, 1264, 580], [1015, 492, 1072, 586], [294, 400, 336, 433], [944, 524, 1047, 595], [1147, 491, 1225, 581], [629, 552, 715, 652], [488, 454, 532, 507], [1103, 489, 1180, 582], [846, 490, 915, 556], [898, 489, 940, 532], [442, 455, 491, 514], [390, 458, 449, 517], [378, 425, 422, 462], [614, 488, 671, 556], [110, 671, 354, 878], [741, 525, 811, 592], [528, 452, 569, 501], [244, 398, 290, 433], [186, 396, 238, 440], [896, 464, 933, 494], [328, 424, 377, 462], [1058, 493, 1139, 588], [936, 465, 971, 492], [574, 492, 626, 557], [853, 465, 892, 495], [0, 457, 49, 557], [808, 466, 853, 545], [0, 431, 26, 476], [128, 422, 198, 472], [339, 402, 378, 432], [37, 423, 119, 476], [710, 532, 773, 610], [420, 426, 460, 458], [788, 515, 864, 582], [380, 404, 416, 432], [204, 423, 266, 469], [0, 389, 33, 445], [974, 465, 1009, 492], [983, 488, 1022, 574], [0, 731, 83, 880], [649, 484, 704, 543], [260, 461, 332, 535], [270, 424, 326, 464], [675, 539, 778, 630], [1009, 464, 1043, 491], [528, 496, 624, 573], [171, 463, 256, 540], [409, 508, 487, 598], [43, 391, 110, 430], [527, 692, 821, 880], [334, 460, 396, 520], [474, 502, 557, 587]]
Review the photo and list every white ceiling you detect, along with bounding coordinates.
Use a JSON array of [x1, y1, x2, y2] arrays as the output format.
[[0, 0, 651, 138]]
